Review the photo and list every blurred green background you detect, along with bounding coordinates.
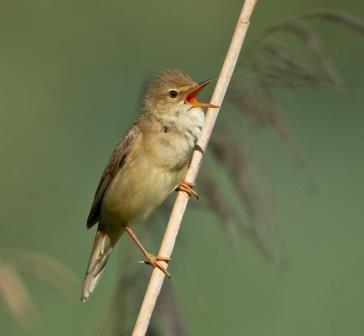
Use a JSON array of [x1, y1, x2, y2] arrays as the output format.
[[1, 0, 364, 335]]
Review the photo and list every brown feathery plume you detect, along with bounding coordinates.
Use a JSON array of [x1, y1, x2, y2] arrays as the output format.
[[0, 261, 38, 327], [203, 128, 278, 263], [209, 124, 256, 217], [199, 169, 236, 232], [268, 10, 364, 35], [0, 248, 76, 327]]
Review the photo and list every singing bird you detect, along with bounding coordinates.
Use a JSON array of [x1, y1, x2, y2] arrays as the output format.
[[81, 69, 217, 302]]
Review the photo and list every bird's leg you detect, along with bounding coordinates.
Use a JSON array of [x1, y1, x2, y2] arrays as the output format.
[[176, 181, 199, 199], [124, 226, 171, 278]]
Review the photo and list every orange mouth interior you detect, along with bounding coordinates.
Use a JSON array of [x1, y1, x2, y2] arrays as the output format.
[[184, 79, 219, 108]]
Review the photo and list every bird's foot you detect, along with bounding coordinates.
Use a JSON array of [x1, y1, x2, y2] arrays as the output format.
[[177, 181, 199, 199], [144, 252, 171, 278]]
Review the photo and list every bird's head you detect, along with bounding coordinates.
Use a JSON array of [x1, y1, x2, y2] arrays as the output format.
[[143, 69, 218, 117]]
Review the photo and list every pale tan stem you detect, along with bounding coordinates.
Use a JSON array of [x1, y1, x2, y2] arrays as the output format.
[[132, 1, 258, 335]]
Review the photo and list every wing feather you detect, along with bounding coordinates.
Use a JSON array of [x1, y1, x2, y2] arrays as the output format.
[[86, 126, 139, 228]]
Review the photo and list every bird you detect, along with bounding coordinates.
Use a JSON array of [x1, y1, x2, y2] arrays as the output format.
[[81, 69, 217, 302]]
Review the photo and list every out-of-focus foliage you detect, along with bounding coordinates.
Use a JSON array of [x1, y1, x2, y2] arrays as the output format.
[[0, 249, 76, 327]]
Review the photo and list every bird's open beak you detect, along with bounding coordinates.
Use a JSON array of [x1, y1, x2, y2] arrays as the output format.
[[184, 78, 219, 108]]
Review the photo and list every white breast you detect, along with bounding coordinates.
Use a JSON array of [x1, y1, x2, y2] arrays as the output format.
[[178, 106, 205, 148], [150, 104, 205, 172]]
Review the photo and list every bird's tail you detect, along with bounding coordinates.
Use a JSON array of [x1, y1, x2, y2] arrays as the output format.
[[81, 225, 122, 302]]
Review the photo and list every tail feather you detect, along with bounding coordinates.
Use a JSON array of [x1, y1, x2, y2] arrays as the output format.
[[81, 229, 114, 302]]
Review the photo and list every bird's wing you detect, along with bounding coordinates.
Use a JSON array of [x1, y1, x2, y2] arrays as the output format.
[[86, 126, 139, 228]]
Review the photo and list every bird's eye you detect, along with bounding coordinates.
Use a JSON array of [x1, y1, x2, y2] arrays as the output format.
[[169, 90, 178, 98]]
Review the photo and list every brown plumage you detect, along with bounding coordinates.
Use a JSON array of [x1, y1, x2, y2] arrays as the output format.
[[81, 69, 216, 301]]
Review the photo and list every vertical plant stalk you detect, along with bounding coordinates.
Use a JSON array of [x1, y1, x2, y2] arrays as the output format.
[[132, 1, 258, 335]]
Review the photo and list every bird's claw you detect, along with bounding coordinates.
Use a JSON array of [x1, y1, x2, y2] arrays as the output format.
[[143, 252, 171, 278], [177, 181, 199, 199]]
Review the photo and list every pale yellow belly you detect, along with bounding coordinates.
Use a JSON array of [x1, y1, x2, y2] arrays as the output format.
[[100, 154, 185, 227]]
